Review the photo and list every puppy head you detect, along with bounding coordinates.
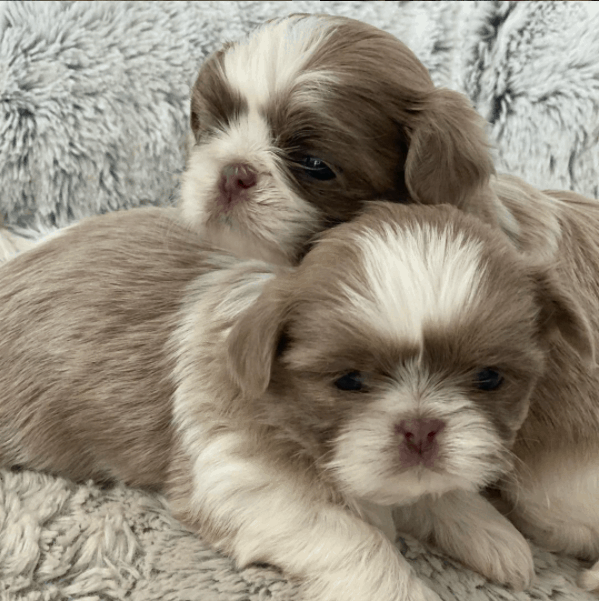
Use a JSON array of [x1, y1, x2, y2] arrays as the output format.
[[181, 14, 494, 266], [226, 202, 591, 505]]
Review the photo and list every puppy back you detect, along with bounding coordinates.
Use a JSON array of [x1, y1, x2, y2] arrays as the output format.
[[0, 208, 227, 488]]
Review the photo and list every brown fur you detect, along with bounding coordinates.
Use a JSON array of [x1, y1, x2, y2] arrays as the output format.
[[0, 208, 228, 487], [491, 177, 599, 454], [489, 174, 599, 575], [4, 12, 597, 593], [186, 14, 499, 265], [227, 203, 588, 459], [0, 201, 590, 596]]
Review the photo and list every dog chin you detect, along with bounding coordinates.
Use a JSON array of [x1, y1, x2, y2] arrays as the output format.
[[353, 469, 477, 507], [200, 219, 295, 267]]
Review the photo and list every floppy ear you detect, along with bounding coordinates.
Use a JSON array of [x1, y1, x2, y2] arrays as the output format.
[[404, 88, 495, 214], [533, 268, 595, 367], [226, 279, 290, 399]]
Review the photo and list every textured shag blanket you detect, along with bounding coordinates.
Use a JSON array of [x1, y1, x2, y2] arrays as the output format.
[[1, 2, 599, 600]]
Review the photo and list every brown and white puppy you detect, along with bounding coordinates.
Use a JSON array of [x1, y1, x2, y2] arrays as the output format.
[[484, 175, 599, 594], [0, 203, 589, 599], [180, 13, 503, 266]]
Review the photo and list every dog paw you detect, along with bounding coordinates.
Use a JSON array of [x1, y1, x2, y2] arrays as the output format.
[[395, 491, 535, 591], [455, 516, 535, 590], [579, 560, 599, 595]]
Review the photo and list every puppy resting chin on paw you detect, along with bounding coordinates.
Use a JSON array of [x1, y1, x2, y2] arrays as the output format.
[[0, 202, 589, 599], [180, 13, 500, 266]]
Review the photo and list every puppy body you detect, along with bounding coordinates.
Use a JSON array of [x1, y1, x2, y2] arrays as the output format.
[[0, 203, 587, 598], [0, 208, 245, 486], [181, 13, 502, 265], [490, 175, 599, 591]]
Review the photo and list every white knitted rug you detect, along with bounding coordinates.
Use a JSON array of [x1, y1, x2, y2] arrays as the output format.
[[1, 2, 599, 600]]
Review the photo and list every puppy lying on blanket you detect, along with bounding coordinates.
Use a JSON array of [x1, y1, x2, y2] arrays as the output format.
[[0, 202, 581, 601], [181, 12, 599, 591]]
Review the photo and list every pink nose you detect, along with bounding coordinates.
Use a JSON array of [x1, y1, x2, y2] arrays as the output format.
[[395, 418, 445, 456], [219, 163, 257, 205]]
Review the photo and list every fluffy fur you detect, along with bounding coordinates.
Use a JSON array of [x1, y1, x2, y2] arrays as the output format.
[[0, 227, 37, 263], [488, 175, 599, 594], [180, 13, 502, 266], [0, 203, 589, 600]]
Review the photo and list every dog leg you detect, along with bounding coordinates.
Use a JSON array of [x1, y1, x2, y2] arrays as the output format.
[[393, 489, 535, 590], [579, 560, 599, 595], [168, 432, 441, 601]]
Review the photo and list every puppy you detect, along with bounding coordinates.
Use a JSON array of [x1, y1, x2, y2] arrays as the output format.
[[484, 175, 599, 594], [180, 13, 505, 265], [0, 203, 589, 599]]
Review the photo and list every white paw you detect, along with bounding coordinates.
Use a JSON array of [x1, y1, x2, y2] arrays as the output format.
[[579, 560, 599, 595], [456, 517, 535, 590], [300, 570, 442, 601], [395, 491, 535, 591], [298, 552, 442, 601]]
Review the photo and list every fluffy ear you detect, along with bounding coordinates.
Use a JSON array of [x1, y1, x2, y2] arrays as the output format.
[[226, 280, 290, 399], [534, 268, 595, 366], [404, 88, 495, 215]]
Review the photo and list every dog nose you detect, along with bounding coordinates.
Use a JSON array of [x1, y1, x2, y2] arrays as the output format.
[[395, 418, 445, 456], [220, 163, 258, 198]]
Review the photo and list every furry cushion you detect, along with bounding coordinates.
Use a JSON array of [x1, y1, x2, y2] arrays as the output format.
[[1, 1, 598, 600]]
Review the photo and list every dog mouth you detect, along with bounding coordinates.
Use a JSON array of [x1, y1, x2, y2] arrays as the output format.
[[399, 451, 442, 471], [213, 189, 251, 215]]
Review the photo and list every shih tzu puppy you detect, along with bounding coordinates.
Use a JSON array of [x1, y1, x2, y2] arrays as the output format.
[[0, 202, 589, 600], [180, 13, 505, 266], [487, 175, 599, 594]]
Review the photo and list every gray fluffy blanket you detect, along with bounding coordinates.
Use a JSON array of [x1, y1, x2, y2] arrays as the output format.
[[1, 2, 598, 600]]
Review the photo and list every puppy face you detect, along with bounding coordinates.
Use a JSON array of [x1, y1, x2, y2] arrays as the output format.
[[227, 203, 590, 506], [181, 14, 495, 265]]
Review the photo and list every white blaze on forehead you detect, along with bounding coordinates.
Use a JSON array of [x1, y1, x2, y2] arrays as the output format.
[[345, 223, 485, 344], [211, 108, 273, 163], [224, 15, 336, 111]]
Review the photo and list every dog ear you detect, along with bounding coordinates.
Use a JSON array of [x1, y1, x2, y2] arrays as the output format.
[[226, 279, 291, 399], [533, 267, 595, 366], [404, 88, 495, 215]]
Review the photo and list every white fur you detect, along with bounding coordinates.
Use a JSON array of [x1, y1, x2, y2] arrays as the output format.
[[185, 429, 440, 601], [224, 16, 337, 112], [180, 15, 339, 265], [169, 264, 442, 601], [393, 490, 535, 591], [170, 258, 279, 442], [354, 499, 398, 542], [579, 561, 599, 593], [345, 223, 484, 346], [0, 228, 37, 263], [180, 110, 320, 265], [327, 372, 507, 506], [505, 450, 599, 560]]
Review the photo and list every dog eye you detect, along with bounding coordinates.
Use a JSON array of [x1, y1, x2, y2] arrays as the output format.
[[334, 371, 364, 391], [474, 368, 504, 391], [300, 156, 336, 181]]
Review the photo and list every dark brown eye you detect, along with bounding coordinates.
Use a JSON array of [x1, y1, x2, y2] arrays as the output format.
[[300, 156, 336, 181], [334, 371, 364, 391], [475, 368, 504, 391]]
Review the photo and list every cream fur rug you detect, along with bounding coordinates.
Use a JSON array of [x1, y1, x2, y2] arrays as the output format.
[[1, 2, 599, 600]]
